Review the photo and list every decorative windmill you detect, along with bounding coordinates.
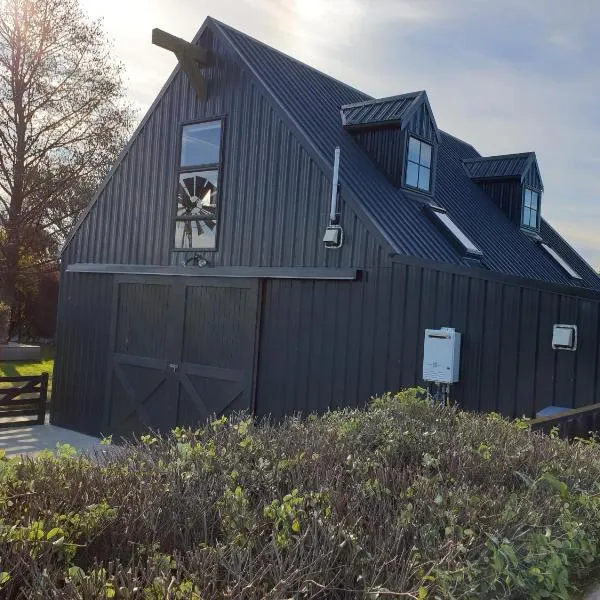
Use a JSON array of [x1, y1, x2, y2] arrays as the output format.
[[152, 29, 211, 99]]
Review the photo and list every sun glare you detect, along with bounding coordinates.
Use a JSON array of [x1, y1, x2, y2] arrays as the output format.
[[294, 0, 326, 20]]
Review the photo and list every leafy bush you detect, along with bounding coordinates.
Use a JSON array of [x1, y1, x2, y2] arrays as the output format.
[[1, 390, 600, 598]]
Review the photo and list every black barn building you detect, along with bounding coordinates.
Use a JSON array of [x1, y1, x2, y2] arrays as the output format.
[[52, 18, 600, 436]]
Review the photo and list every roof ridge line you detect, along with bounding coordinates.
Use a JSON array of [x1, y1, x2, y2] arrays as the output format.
[[209, 17, 372, 100], [210, 18, 404, 255], [341, 91, 423, 110], [440, 130, 480, 155], [463, 152, 535, 163]]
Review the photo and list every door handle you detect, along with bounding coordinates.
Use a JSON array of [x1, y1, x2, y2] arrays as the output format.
[[168, 363, 179, 373]]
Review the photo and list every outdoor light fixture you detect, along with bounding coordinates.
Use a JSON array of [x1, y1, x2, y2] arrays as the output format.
[[184, 253, 209, 267]]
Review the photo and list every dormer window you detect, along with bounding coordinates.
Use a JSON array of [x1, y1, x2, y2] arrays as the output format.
[[463, 153, 544, 232], [522, 187, 541, 231], [405, 136, 432, 192], [341, 92, 440, 188]]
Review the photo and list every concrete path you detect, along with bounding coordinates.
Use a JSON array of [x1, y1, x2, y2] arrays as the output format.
[[584, 586, 600, 600], [0, 422, 101, 456]]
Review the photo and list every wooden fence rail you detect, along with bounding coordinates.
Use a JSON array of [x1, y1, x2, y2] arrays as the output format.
[[0, 373, 48, 427], [529, 403, 600, 440]]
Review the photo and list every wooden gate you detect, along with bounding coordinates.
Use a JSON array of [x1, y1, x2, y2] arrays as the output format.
[[0, 374, 48, 427], [105, 276, 259, 436]]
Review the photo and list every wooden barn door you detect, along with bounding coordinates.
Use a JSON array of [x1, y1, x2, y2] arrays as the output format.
[[175, 278, 260, 427], [106, 278, 179, 436], [105, 276, 259, 436]]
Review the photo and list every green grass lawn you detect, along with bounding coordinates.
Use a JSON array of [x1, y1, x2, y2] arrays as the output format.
[[0, 345, 55, 396]]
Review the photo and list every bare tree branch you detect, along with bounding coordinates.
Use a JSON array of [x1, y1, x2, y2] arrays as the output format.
[[0, 0, 134, 337]]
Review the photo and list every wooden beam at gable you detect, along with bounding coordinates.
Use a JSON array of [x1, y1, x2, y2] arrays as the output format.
[[152, 28, 210, 100]]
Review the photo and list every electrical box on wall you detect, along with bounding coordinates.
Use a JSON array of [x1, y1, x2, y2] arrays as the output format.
[[423, 327, 462, 383], [323, 225, 343, 248], [552, 324, 577, 351]]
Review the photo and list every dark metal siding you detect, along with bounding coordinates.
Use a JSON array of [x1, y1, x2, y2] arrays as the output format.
[[404, 102, 437, 142], [351, 128, 404, 186], [51, 271, 113, 435], [524, 161, 543, 190], [256, 260, 600, 420], [53, 257, 600, 434], [478, 179, 523, 225], [63, 32, 383, 271]]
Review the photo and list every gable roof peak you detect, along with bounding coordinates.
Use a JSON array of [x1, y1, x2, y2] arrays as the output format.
[[340, 90, 424, 111], [462, 151, 541, 187], [340, 89, 440, 141], [209, 18, 370, 99]]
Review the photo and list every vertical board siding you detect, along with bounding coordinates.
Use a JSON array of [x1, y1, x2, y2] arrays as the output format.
[[478, 180, 522, 225], [115, 284, 171, 359], [51, 272, 113, 434], [405, 103, 436, 142], [524, 162, 543, 191], [352, 128, 404, 186], [54, 260, 600, 435], [348, 103, 436, 188], [256, 262, 600, 421], [65, 32, 381, 272]]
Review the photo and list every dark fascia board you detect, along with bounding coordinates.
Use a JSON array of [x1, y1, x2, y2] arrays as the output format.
[[67, 263, 358, 280], [391, 252, 600, 301], [342, 120, 403, 132], [211, 19, 404, 257], [468, 173, 521, 182], [60, 21, 213, 256]]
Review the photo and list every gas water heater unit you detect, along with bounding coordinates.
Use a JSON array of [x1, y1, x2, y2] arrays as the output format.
[[423, 327, 462, 384]]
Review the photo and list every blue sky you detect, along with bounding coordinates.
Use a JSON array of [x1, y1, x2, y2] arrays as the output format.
[[82, 0, 600, 267]]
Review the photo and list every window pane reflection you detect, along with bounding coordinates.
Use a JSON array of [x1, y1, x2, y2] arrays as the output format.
[[177, 170, 218, 217], [174, 219, 217, 249], [180, 121, 221, 167]]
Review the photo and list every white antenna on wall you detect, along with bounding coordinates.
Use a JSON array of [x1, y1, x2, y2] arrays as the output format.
[[323, 146, 343, 249]]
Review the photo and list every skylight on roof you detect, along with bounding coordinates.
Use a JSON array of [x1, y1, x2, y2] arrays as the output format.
[[429, 207, 482, 257], [540, 243, 582, 280]]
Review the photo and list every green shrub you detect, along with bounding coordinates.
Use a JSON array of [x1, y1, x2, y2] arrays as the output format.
[[1, 389, 600, 598]]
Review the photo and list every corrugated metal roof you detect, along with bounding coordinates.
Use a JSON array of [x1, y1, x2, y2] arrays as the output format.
[[341, 93, 421, 128], [463, 153, 534, 180], [212, 19, 600, 291]]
